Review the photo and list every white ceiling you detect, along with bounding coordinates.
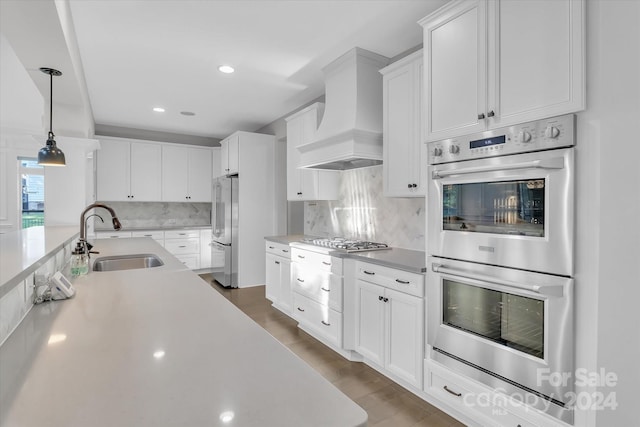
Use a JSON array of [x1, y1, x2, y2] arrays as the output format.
[[3, 1, 448, 141]]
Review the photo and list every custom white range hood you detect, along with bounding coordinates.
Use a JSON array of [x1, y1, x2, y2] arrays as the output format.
[[298, 48, 389, 170]]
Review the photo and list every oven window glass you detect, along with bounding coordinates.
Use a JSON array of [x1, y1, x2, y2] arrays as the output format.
[[442, 179, 545, 237], [443, 280, 544, 359]]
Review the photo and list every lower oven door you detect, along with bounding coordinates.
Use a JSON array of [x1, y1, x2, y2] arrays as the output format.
[[428, 147, 574, 276], [427, 256, 574, 422]]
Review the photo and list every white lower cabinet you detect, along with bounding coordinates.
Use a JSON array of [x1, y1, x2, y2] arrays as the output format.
[[165, 229, 200, 269], [355, 261, 424, 389], [94, 228, 210, 270], [292, 292, 342, 345], [290, 247, 343, 348], [94, 231, 132, 239], [265, 241, 292, 314], [131, 230, 164, 246], [199, 229, 212, 269]]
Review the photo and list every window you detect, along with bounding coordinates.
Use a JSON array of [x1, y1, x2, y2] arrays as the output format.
[[19, 158, 44, 229]]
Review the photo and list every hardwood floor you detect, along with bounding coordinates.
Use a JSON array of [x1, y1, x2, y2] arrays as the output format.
[[200, 274, 466, 427]]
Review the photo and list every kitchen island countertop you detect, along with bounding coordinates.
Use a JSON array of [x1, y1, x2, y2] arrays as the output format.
[[0, 238, 367, 427]]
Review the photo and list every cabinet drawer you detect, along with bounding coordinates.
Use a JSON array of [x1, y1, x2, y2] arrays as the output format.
[[95, 231, 132, 239], [131, 230, 164, 241], [175, 254, 199, 270], [265, 241, 291, 258], [291, 247, 342, 274], [164, 238, 199, 254], [291, 263, 342, 312], [356, 262, 424, 297], [292, 292, 342, 347], [165, 229, 200, 239], [426, 362, 538, 427]]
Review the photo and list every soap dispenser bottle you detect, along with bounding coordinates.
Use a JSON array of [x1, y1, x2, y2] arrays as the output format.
[[71, 242, 89, 276]]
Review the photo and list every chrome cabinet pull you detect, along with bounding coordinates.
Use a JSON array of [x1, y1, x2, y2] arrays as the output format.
[[487, 110, 495, 117], [268, 246, 275, 249], [274, 261, 280, 265], [322, 261, 331, 266], [298, 255, 305, 259], [321, 287, 330, 292], [444, 385, 462, 397], [364, 270, 375, 275], [297, 307, 305, 312], [383, 297, 389, 302], [321, 320, 330, 326], [378, 296, 384, 301], [297, 278, 304, 283], [477, 113, 485, 120], [282, 249, 289, 253], [395, 279, 410, 284]]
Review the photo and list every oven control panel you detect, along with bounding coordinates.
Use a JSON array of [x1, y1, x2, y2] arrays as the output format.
[[428, 114, 575, 164]]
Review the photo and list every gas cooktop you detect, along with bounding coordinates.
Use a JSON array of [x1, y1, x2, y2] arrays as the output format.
[[300, 237, 390, 253]]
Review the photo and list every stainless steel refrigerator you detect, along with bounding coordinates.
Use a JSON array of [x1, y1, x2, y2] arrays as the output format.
[[211, 175, 239, 288]]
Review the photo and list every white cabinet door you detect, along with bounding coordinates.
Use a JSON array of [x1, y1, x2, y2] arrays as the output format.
[[421, 0, 584, 141], [265, 253, 282, 303], [279, 258, 292, 313], [187, 147, 212, 202], [382, 50, 424, 197], [385, 288, 424, 388], [220, 134, 240, 176], [423, 0, 486, 141], [489, 0, 585, 127], [355, 280, 385, 367], [96, 139, 130, 201], [199, 228, 212, 269], [162, 145, 212, 202], [162, 145, 189, 201], [286, 103, 339, 201], [130, 142, 162, 201]]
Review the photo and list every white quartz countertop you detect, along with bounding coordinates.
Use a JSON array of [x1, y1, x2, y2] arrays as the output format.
[[0, 226, 78, 292], [0, 238, 367, 427]]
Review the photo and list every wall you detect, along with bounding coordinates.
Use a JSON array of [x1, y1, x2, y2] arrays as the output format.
[[574, 1, 640, 426], [304, 165, 424, 251], [93, 201, 211, 230]]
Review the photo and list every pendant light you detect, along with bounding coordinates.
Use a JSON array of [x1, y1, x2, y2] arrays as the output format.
[[37, 67, 65, 166]]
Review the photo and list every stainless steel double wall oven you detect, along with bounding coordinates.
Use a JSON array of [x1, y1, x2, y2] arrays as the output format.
[[426, 114, 575, 423]]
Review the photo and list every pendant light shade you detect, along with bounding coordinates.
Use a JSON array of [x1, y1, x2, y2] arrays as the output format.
[[38, 67, 65, 166]]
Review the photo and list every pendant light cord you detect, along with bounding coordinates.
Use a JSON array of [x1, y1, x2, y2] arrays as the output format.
[[49, 70, 54, 137]]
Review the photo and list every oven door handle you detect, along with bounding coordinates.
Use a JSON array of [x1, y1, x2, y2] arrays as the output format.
[[431, 263, 565, 297], [431, 157, 565, 179]]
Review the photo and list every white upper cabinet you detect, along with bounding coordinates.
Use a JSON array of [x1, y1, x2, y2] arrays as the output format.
[[420, 0, 585, 141], [162, 145, 212, 202], [220, 134, 239, 176], [381, 50, 425, 197], [96, 138, 162, 201], [285, 103, 340, 201]]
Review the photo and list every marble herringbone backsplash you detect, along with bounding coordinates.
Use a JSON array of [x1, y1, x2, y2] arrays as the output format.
[[304, 165, 425, 251]]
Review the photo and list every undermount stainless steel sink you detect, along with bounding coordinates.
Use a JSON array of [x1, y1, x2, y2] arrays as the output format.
[[92, 254, 164, 272]]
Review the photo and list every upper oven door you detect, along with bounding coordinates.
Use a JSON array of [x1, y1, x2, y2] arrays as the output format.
[[428, 147, 574, 276]]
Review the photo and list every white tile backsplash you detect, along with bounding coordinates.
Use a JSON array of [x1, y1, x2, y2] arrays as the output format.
[[304, 165, 425, 251]]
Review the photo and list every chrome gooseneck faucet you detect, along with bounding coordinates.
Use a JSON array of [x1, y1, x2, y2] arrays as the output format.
[[78, 203, 122, 256]]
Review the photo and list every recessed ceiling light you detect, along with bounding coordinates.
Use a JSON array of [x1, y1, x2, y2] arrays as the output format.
[[218, 65, 235, 74], [153, 107, 165, 113], [180, 111, 196, 116]]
